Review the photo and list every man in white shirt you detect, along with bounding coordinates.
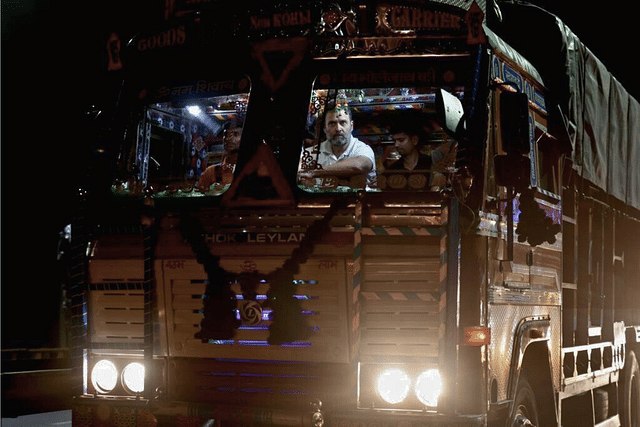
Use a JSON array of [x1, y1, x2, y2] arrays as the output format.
[[299, 105, 376, 187]]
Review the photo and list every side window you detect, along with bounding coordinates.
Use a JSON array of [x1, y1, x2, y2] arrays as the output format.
[[298, 84, 461, 192], [122, 77, 250, 196]]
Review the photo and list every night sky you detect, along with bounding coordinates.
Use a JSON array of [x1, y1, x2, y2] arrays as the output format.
[[1, 1, 637, 347], [532, 0, 638, 101]]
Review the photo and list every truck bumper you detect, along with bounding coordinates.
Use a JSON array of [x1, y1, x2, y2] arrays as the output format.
[[326, 410, 486, 427], [73, 398, 487, 427]]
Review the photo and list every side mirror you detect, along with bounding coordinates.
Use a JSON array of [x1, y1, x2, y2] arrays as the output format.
[[436, 89, 466, 137], [500, 91, 529, 154]]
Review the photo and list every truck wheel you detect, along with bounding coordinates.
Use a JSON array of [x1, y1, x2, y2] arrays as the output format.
[[621, 350, 640, 427], [510, 373, 539, 427]]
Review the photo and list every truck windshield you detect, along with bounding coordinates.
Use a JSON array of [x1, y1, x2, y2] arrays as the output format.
[[117, 77, 251, 196], [298, 79, 462, 192]]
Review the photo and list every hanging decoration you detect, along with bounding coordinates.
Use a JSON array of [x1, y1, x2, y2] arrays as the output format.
[[516, 188, 561, 247]]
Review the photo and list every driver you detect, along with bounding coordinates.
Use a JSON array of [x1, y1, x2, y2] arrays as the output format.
[[198, 120, 242, 189]]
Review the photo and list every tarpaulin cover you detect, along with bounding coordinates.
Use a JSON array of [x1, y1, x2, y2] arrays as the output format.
[[562, 22, 640, 210], [490, 3, 640, 211]]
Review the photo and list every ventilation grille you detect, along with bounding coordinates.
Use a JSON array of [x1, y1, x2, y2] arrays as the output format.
[[169, 357, 354, 410], [165, 258, 350, 363], [88, 283, 144, 345], [360, 241, 441, 360], [88, 259, 144, 283]]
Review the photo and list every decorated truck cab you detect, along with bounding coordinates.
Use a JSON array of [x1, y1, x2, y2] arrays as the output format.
[[70, 1, 640, 426]]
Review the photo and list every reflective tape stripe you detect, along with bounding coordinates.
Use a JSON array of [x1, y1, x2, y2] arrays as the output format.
[[361, 227, 441, 236], [360, 291, 439, 301]]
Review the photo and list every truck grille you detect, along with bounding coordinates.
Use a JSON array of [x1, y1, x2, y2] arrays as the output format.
[[87, 259, 145, 346], [165, 258, 351, 363], [360, 237, 441, 360], [169, 357, 355, 410], [88, 283, 144, 345], [164, 257, 354, 406]]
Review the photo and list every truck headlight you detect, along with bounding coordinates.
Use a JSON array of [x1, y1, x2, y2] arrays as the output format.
[[415, 369, 442, 407], [91, 359, 118, 394], [376, 369, 411, 404], [122, 362, 145, 394]]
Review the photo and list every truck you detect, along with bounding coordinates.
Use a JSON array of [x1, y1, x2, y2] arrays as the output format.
[[68, 1, 640, 426]]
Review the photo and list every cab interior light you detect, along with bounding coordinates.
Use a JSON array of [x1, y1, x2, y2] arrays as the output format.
[[186, 105, 202, 116]]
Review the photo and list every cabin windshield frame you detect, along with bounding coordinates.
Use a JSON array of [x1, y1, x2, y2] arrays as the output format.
[[297, 64, 468, 193], [112, 76, 251, 198]]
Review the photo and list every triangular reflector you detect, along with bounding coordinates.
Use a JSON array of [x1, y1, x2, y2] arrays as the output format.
[[222, 143, 294, 207]]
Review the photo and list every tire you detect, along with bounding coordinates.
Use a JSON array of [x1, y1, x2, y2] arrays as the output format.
[[621, 350, 640, 427], [510, 373, 540, 427]]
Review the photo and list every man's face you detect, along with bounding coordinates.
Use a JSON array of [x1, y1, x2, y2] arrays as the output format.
[[324, 109, 353, 147], [393, 132, 419, 156], [224, 126, 242, 152]]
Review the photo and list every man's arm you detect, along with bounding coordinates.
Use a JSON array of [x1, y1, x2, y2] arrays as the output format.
[[300, 155, 373, 179], [198, 165, 218, 189]]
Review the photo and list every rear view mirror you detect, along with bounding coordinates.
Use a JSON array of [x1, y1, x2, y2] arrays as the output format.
[[500, 91, 530, 154], [436, 89, 466, 137]]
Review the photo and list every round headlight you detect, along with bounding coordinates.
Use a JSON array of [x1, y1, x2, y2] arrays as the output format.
[[122, 362, 145, 394], [91, 360, 118, 393], [376, 369, 411, 404], [415, 369, 442, 407]]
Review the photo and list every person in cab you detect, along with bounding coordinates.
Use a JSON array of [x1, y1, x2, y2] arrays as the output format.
[[299, 105, 376, 187], [198, 120, 243, 189], [386, 120, 433, 172], [385, 117, 456, 191]]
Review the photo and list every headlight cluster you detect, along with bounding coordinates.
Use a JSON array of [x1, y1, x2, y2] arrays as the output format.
[[413, 369, 442, 407], [376, 368, 442, 407], [361, 365, 443, 410], [91, 359, 145, 395], [376, 369, 411, 404]]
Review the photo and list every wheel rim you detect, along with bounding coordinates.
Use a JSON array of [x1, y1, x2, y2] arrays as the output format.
[[512, 375, 539, 427], [513, 412, 534, 427], [632, 372, 639, 427]]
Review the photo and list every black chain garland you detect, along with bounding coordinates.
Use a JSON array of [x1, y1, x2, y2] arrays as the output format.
[[180, 197, 351, 344], [516, 188, 561, 247], [180, 211, 239, 341]]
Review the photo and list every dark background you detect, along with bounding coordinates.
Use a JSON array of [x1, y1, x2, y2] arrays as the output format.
[[1, 0, 637, 348], [1, 0, 157, 348]]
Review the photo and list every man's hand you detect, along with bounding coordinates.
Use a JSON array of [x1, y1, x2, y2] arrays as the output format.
[[298, 170, 318, 186], [298, 170, 316, 180], [298, 155, 372, 186]]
